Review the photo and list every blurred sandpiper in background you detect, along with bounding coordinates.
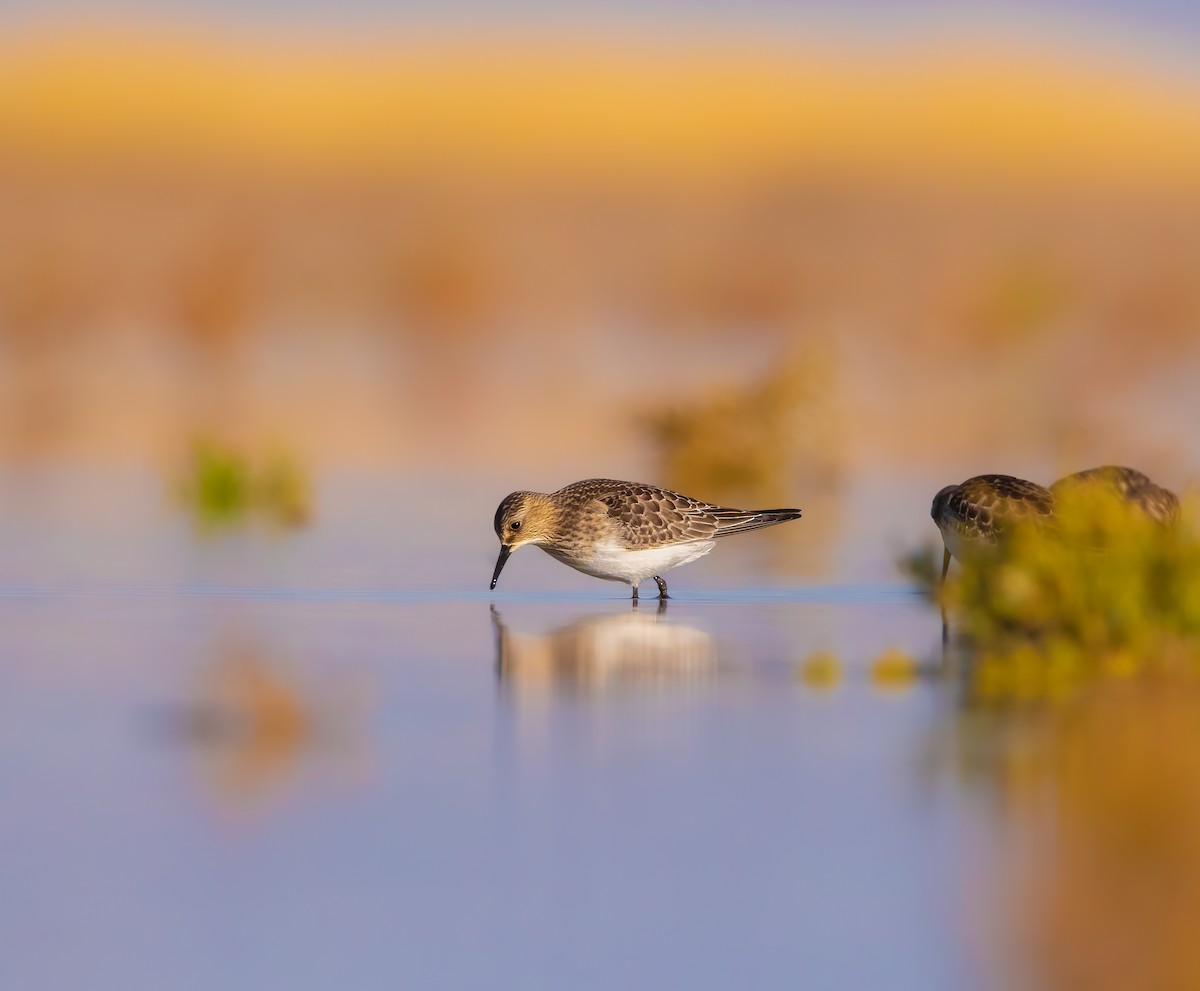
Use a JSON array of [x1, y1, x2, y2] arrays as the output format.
[[1, 2, 1199, 989]]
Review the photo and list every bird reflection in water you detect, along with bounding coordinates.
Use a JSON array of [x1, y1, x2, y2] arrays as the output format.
[[153, 638, 370, 816], [491, 603, 717, 696]]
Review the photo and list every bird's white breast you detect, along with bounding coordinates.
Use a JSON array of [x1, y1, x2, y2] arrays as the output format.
[[549, 538, 717, 584], [938, 524, 990, 563]]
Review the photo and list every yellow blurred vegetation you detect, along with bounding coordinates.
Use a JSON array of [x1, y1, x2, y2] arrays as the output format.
[[641, 350, 840, 506], [919, 488, 1200, 702], [175, 438, 312, 530], [797, 650, 842, 690], [869, 647, 920, 690]]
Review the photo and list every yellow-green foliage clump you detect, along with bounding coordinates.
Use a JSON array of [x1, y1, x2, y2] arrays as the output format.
[[797, 651, 842, 690], [870, 647, 920, 690], [640, 350, 840, 506], [932, 488, 1200, 701], [177, 440, 312, 530]]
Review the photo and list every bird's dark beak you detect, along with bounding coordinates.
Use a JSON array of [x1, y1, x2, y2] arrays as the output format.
[[490, 544, 512, 590]]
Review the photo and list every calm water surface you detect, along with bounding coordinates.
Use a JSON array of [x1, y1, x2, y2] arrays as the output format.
[[0, 470, 1006, 990]]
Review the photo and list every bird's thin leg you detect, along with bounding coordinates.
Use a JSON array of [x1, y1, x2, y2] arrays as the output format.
[[653, 575, 669, 600], [631, 582, 639, 602]]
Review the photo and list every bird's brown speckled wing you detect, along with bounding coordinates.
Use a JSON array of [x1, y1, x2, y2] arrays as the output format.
[[945, 474, 1055, 542], [557, 479, 801, 548], [1051, 465, 1179, 525], [1051, 465, 1151, 498], [1130, 483, 1181, 525]]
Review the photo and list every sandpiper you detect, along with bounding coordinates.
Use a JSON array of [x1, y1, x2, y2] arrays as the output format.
[[490, 478, 802, 599], [1050, 465, 1180, 526], [931, 474, 1056, 583]]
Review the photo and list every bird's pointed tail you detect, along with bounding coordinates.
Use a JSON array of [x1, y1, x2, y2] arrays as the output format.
[[711, 508, 802, 537]]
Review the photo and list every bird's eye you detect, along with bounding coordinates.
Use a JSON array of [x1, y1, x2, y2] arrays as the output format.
[[510, 520, 522, 531]]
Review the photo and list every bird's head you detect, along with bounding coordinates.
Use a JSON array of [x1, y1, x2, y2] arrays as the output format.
[[930, 485, 957, 525], [490, 491, 561, 589]]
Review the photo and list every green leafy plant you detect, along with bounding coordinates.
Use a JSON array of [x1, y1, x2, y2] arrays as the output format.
[[176, 439, 312, 530]]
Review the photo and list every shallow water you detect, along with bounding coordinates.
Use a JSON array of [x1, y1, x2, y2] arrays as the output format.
[[0, 469, 1007, 990]]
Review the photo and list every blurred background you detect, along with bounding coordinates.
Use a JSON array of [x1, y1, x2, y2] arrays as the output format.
[[3, 2, 1200, 989], [2, 1, 1199, 509]]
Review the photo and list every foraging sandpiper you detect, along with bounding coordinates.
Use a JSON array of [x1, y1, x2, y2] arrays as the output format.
[[930, 474, 1056, 582], [490, 478, 802, 599], [1050, 465, 1180, 526]]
